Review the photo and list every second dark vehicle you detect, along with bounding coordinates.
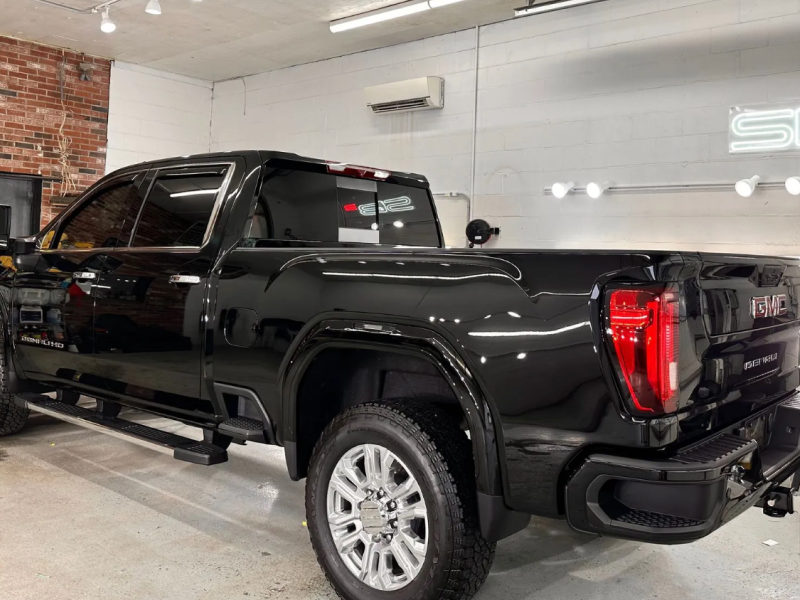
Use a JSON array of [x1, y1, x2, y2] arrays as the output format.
[[1, 151, 799, 600]]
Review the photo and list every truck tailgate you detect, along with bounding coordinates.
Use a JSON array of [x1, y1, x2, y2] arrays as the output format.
[[686, 253, 800, 461]]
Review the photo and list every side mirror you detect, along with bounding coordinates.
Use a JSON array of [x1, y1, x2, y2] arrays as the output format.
[[13, 236, 40, 272]]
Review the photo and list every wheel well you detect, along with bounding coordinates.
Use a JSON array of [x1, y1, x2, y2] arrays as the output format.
[[293, 347, 463, 479]]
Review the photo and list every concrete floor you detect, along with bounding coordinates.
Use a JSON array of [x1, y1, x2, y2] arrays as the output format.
[[1, 407, 798, 600]]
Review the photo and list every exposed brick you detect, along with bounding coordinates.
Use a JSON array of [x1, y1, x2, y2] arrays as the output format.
[[0, 35, 109, 228]]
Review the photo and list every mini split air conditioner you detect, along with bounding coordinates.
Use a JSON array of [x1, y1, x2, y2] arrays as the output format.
[[365, 76, 444, 114]]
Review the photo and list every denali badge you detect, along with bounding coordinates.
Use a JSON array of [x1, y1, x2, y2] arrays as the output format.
[[743, 352, 779, 371], [750, 294, 788, 318]]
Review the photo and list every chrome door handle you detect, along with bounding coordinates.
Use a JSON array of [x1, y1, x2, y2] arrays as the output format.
[[73, 272, 96, 280], [169, 275, 201, 285]]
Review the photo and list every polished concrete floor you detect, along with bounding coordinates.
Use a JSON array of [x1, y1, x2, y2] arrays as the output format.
[[1, 406, 798, 600]]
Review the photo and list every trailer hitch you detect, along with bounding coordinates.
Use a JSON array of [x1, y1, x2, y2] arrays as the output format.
[[759, 486, 795, 518]]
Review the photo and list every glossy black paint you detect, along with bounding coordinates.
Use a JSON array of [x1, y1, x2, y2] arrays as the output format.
[[3, 150, 800, 524]]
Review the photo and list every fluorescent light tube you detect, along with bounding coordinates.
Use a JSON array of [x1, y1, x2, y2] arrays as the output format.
[[429, 0, 469, 7], [330, 0, 430, 33], [515, 0, 607, 17]]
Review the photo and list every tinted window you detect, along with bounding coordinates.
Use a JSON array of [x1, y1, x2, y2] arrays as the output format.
[[376, 183, 439, 247], [247, 167, 439, 247], [255, 169, 339, 242], [130, 169, 227, 248], [51, 179, 141, 250]]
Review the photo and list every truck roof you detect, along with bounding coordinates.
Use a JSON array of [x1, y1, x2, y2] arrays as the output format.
[[113, 150, 430, 189]]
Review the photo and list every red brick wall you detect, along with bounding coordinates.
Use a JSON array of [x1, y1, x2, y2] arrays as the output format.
[[0, 35, 110, 227]]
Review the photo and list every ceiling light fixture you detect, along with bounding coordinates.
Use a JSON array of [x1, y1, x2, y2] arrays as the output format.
[[735, 175, 760, 198], [145, 0, 162, 14], [429, 0, 469, 6], [786, 177, 800, 196], [515, 0, 607, 17], [100, 8, 116, 32], [551, 182, 574, 199], [586, 181, 610, 199], [330, 0, 430, 33]]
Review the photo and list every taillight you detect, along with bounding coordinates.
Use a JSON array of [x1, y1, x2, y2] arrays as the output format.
[[607, 287, 680, 415], [326, 162, 391, 180]]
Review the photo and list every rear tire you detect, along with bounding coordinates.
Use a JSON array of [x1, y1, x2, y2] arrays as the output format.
[[0, 329, 28, 437], [306, 400, 495, 600]]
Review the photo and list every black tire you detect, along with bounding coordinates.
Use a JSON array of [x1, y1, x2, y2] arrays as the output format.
[[306, 400, 495, 600], [0, 329, 28, 437]]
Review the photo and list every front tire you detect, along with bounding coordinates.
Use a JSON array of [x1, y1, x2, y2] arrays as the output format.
[[0, 330, 28, 437], [306, 400, 495, 600]]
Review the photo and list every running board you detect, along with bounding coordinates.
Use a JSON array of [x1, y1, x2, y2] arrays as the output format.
[[15, 393, 228, 466]]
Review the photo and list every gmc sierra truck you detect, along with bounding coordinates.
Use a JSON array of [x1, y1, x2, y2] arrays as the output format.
[[1, 151, 799, 600]]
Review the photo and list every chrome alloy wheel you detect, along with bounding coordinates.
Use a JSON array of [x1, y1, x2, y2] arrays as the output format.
[[326, 444, 429, 591]]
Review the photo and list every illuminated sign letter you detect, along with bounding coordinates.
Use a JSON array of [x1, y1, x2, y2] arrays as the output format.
[[729, 105, 800, 154]]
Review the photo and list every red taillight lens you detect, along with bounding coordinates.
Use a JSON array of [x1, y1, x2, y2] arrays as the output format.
[[607, 288, 680, 415], [326, 162, 391, 180]]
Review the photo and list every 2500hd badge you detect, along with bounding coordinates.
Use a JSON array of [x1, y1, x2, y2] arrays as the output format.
[[20, 336, 65, 349]]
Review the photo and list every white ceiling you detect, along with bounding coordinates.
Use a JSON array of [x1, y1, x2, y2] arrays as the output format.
[[1, 0, 519, 81]]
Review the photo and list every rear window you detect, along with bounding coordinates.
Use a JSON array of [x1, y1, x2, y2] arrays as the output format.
[[245, 167, 439, 247]]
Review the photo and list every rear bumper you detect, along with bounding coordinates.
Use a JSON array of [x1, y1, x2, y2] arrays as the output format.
[[565, 393, 800, 544]]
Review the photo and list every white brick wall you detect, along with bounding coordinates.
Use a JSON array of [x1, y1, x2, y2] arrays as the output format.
[[210, 30, 478, 247], [106, 62, 212, 174], [205, 0, 800, 254]]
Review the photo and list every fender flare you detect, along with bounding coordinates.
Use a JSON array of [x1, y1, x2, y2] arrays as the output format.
[[278, 313, 505, 499]]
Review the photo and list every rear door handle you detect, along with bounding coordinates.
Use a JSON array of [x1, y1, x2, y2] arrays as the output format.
[[169, 275, 201, 285], [74, 272, 96, 280]]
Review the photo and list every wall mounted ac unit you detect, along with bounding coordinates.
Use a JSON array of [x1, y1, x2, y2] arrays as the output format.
[[365, 76, 444, 114]]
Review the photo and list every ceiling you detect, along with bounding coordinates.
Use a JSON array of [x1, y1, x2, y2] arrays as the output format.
[[0, 0, 519, 81]]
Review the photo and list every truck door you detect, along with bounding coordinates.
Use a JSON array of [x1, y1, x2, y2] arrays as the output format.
[[92, 162, 238, 419], [11, 170, 147, 390]]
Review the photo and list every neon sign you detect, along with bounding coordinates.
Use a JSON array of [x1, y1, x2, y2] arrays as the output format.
[[729, 105, 800, 153], [342, 196, 415, 216]]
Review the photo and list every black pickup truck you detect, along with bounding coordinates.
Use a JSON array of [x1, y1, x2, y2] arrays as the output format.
[[1, 150, 799, 600]]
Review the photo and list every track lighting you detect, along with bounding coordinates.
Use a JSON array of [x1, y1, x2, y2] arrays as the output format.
[[586, 182, 610, 199], [786, 177, 800, 196], [551, 182, 574, 199], [735, 175, 760, 198], [100, 8, 116, 32], [145, 0, 162, 14], [331, 1, 429, 32], [331, 0, 471, 32], [515, 0, 608, 17]]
